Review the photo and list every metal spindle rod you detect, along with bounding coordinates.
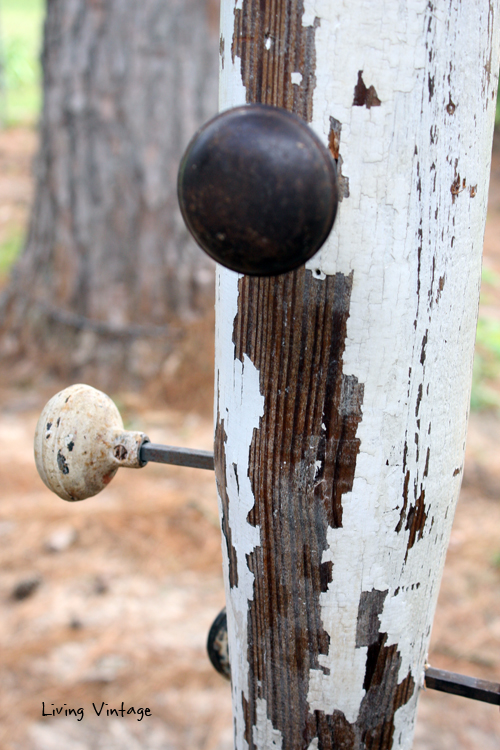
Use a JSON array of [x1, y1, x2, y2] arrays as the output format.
[[424, 666, 500, 705], [140, 443, 214, 471]]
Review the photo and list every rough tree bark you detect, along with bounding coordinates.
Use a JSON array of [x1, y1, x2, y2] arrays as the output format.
[[0, 0, 218, 386], [215, 1, 499, 749]]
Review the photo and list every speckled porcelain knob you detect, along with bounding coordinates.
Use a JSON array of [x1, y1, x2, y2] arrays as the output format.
[[34, 384, 149, 501]]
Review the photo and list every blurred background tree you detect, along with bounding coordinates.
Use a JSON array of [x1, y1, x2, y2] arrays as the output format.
[[0, 0, 219, 396], [0, 0, 498, 414]]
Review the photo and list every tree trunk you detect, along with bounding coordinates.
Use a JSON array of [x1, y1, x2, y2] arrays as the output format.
[[0, 0, 219, 386], [215, 2, 499, 749]]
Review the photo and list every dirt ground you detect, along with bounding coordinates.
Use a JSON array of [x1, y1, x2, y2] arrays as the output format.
[[0, 126, 499, 750]]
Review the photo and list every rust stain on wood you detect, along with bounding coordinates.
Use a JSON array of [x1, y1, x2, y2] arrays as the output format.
[[436, 274, 445, 304], [233, 269, 364, 748], [451, 170, 470, 203], [446, 96, 456, 115], [328, 117, 350, 201]]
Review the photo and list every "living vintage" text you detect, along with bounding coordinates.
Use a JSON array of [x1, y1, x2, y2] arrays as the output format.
[[42, 702, 152, 721]]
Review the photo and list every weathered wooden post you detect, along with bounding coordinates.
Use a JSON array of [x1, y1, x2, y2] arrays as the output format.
[[214, 2, 499, 748]]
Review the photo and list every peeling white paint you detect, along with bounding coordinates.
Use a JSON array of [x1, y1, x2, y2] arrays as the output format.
[[215, 267, 265, 750], [252, 699, 283, 749], [218, 0, 499, 747], [219, 1, 247, 111], [301, 0, 499, 742], [291, 72, 303, 85]]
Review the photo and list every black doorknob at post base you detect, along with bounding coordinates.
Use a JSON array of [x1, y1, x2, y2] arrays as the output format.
[[177, 105, 338, 276], [204, 606, 500, 702], [207, 607, 230, 680]]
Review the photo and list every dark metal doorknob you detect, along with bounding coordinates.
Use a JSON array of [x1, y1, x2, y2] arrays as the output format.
[[177, 105, 338, 276]]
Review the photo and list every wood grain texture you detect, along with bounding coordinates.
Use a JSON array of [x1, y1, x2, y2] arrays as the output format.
[[223, 3, 370, 745], [215, 417, 239, 589], [232, 0, 318, 120], [234, 269, 365, 748], [217, 1, 499, 748]]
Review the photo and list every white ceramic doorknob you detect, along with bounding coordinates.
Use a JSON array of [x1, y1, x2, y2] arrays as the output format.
[[34, 384, 149, 501]]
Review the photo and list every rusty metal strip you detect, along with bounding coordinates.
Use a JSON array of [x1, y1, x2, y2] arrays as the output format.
[[424, 666, 500, 705], [140, 443, 215, 471]]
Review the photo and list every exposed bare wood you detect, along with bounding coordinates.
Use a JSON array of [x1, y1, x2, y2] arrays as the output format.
[[216, 1, 499, 748]]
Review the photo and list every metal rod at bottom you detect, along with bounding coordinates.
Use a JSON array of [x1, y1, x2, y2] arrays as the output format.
[[136, 450, 500, 709], [424, 666, 500, 705], [203, 608, 500, 707]]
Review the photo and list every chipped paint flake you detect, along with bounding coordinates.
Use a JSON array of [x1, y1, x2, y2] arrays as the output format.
[[215, 266, 264, 749], [219, 1, 246, 108], [252, 699, 283, 749]]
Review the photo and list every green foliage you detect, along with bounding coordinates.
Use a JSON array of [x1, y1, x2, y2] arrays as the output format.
[[0, 228, 23, 279], [0, 0, 44, 125], [476, 317, 500, 360], [4, 36, 38, 88], [471, 269, 500, 412], [480, 267, 500, 289]]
